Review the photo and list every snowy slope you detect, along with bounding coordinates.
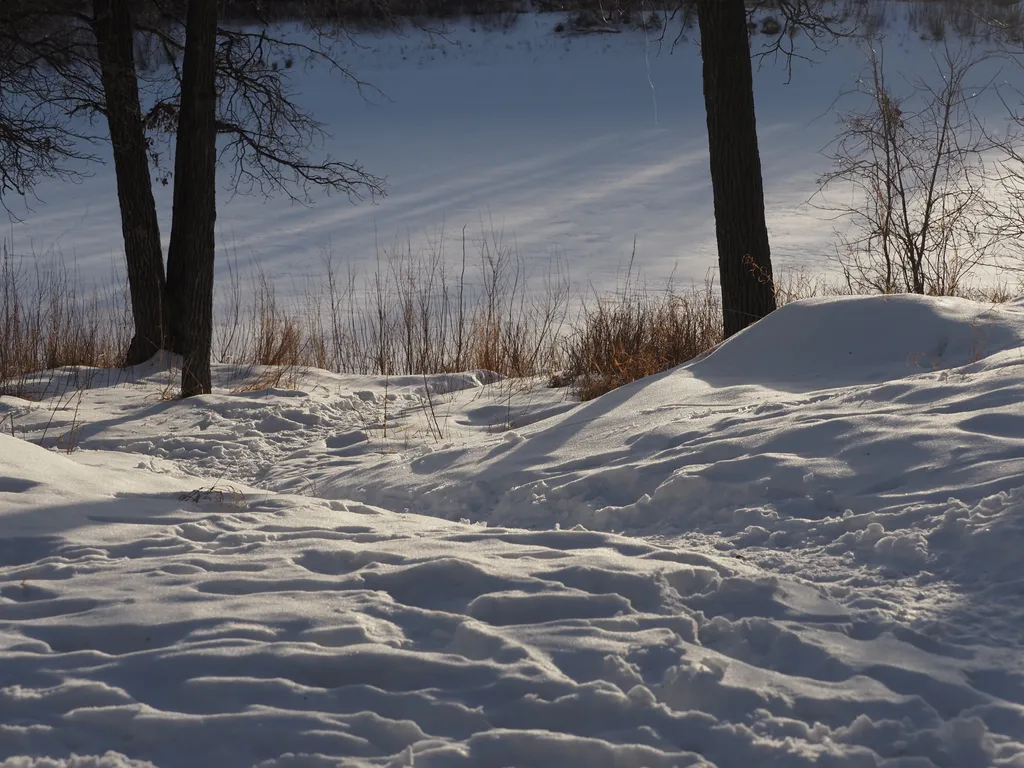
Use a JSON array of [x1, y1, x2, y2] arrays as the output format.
[[2, 295, 1024, 766]]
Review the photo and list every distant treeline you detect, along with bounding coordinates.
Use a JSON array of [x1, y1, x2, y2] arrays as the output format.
[[208, 0, 1024, 41], [212, 0, 680, 24], [12, 0, 1022, 29]]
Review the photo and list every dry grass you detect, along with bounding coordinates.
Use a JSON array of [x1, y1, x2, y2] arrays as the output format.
[[558, 274, 722, 401], [211, 228, 570, 390], [556, 261, 855, 402], [956, 280, 1024, 304], [555, 264, 1016, 401], [179, 484, 248, 508], [2, 233, 1021, 403], [0, 242, 130, 398]]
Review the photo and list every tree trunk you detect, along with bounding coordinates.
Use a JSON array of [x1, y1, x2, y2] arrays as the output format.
[[92, 0, 169, 364], [165, 0, 218, 397], [697, 0, 777, 338]]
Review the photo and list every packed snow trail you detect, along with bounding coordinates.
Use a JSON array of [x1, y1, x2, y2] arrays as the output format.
[[2, 295, 1024, 766]]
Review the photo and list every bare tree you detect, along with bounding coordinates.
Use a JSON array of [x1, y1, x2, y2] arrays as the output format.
[[137, 4, 387, 204], [981, 16, 1024, 268], [92, 0, 170, 364], [164, 0, 218, 397], [0, 2, 98, 215], [2, 0, 387, 395], [692, 0, 851, 337], [696, 0, 776, 337], [817, 42, 997, 296]]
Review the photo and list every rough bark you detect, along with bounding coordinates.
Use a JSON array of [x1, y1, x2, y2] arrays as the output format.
[[165, 0, 219, 396], [92, 0, 169, 364], [697, 0, 777, 338]]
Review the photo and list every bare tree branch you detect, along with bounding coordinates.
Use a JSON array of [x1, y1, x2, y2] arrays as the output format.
[[132, 8, 388, 202], [0, 1, 102, 215], [815, 41, 999, 295]]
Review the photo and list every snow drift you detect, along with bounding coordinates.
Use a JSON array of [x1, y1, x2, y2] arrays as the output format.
[[2, 295, 1024, 766]]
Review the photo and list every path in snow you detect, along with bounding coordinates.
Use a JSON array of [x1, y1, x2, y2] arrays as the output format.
[[1, 435, 1022, 767]]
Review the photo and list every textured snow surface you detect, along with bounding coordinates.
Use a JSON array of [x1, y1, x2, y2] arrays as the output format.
[[3, 295, 1024, 767]]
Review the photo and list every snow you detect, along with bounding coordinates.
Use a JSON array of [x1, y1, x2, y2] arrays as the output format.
[[5, 8, 1024, 764], [7, 12, 1007, 300], [3, 294, 1024, 766]]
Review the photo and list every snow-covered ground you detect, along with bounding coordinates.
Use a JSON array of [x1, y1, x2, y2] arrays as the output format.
[[9, 11, 1013, 299], [3, 294, 1024, 766]]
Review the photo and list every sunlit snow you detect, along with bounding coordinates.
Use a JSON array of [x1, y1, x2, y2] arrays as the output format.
[[2, 294, 1024, 766]]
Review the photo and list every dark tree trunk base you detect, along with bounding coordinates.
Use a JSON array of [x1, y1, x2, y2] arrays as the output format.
[[166, 0, 219, 398], [123, 335, 160, 367], [94, 0, 170, 360], [697, 0, 777, 338]]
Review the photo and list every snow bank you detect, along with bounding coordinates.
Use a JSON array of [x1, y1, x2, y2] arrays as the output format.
[[2, 295, 1024, 766], [691, 294, 1024, 389]]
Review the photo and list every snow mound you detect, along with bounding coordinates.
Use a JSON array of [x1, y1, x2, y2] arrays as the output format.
[[690, 294, 1024, 390], [0, 434, 99, 497], [294, 296, 1024, 537]]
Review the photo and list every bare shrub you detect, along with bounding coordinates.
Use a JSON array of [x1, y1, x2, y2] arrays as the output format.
[[0, 241, 129, 397], [768, 266, 853, 306], [206, 227, 569, 388], [558, 270, 722, 401], [817, 42, 998, 296]]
